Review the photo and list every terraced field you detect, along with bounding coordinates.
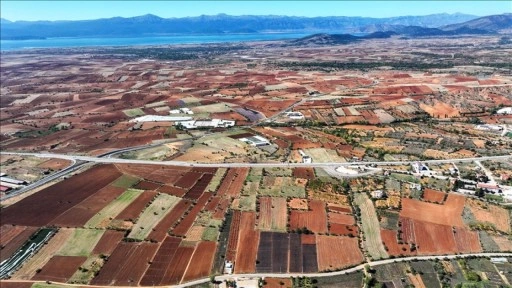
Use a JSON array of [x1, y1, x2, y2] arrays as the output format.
[[354, 193, 388, 260]]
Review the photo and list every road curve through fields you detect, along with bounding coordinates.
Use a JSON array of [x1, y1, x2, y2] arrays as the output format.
[[1, 253, 511, 288]]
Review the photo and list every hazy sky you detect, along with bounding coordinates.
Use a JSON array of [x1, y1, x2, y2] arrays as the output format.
[[1, 1, 510, 21]]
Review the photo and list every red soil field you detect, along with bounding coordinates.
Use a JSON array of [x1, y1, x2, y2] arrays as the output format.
[[50, 185, 126, 227], [293, 167, 315, 180], [328, 212, 355, 225], [257, 197, 287, 231], [226, 211, 242, 262], [174, 172, 203, 189], [263, 278, 293, 288], [37, 158, 72, 170], [32, 256, 87, 282], [116, 164, 188, 185], [414, 220, 457, 255], [422, 188, 446, 203], [217, 168, 249, 198], [140, 236, 181, 286], [453, 227, 482, 253], [0, 283, 32, 288], [235, 212, 260, 273], [381, 229, 416, 256], [258, 197, 273, 230], [148, 199, 194, 242], [134, 180, 162, 190], [184, 173, 213, 200], [92, 230, 125, 256], [160, 246, 195, 285], [205, 196, 221, 212], [91, 242, 159, 286], [182, 241, 217, 282], [289, 200, 328, 233], [115, 191, 158, 221], [172, 192, 212, 237], [1, 225, 27, 247], [213, 198, 231, 219], [316, 235, 363, 271], [329, 224, 358, 237], [327, 204, 352, 213], [301, 234, 316, 245], [0, 164, 122, 227], [400, 194, 465, 227], [0, 226, 38, 261], [191, 167, 217, 174], [157, 185, 187, 197], [399, 217, 416, 244]]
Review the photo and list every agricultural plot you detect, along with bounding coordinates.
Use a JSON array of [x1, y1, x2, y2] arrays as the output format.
[[57, 228, 104, 257], [85, 188, 144, 228], [289, 200, 328, 234], [259, 176, 306, 198], [354, 193, 388, 260], [32, 256, 87, 283], [128, 193, 181, 240], [258, 197, 288, 231], [400, 194, 465, 227], [316, 235, 363, 271], [304, 148, 345, 163], [122, 108, 145, 117]]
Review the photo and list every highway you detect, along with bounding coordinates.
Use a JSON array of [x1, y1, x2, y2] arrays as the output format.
[[1, 252, 510, 288], [2, 151, 511, 169]]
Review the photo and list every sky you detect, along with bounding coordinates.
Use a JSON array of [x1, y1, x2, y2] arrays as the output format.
[[1, 1, 510, 21]]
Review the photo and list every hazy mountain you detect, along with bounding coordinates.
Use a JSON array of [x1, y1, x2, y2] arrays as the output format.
[[442, 13, 512, 32], [0, 13, 479, 39], [0, 18, 12, 24]]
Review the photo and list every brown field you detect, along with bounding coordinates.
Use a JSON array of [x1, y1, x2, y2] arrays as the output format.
[[0, 164, 122, 227], [0, 226, 38, 262], [50, 185, 126, 227], [316, 235, 363, 271], [288, 198, 308, 210], [181, 241, 217, 283], [235, 212, 260, 273], [185, 226, 205, 242], [134, 180, 162, 190], [217, 168, 249, 198], [380, 229, 416, 256], [0, 225, 27, 247], [92, 230, 125, 255], [226, 210, 242, 262], [292, 167, 315, 180], [32, 255, 87, 282], [422, 188, 446, 203], [114, 190, 157, 221], [329, 224, 358, 237], [328, 212, 355, 225], [400, 194, 465, 227], [289, 200, 328, 233], [258, 197, 287, 231], [158, 185, 187, 197], [160, 246, 195, 285], [140, 236, 181, 286], [263, 278, 293, 288], [492, 236, 512, 251], [172, 192, 211, 237], [413, 220, 457, 255], [91, 241, 159, 286], [466, 199, 511, 233], [148, 199, 194, 242], [37, 158, 72, 170], [174, 172, 203, 189], [13, 228, 74, 280], [453, 227, 481, 253]]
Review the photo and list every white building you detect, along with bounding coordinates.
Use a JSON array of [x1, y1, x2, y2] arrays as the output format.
[[286, 111, 305, 120], [170, 107, 194, 115], [496, 107, 512, 115], [129, 115, 192, 122], [412, 162, 431, 175], [298, 150, 312, 163], [238, 135, 270, 147], [179, 119, 235, 129], [224, 261, 234, 274]]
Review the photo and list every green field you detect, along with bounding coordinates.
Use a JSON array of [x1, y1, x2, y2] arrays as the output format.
[[85, 188, 144, 228], [191, 102, 234, 113], [68, 255, 105, 284], [127, 193, 181, 240], [201, 227, 220, 241], [238, 195, 257, 211], [206, 168, 227, 192], [57, 228, 104, 257], [242, 168, 263, 196], [111, 175, 140, 188], [122, 108, 145, 117], [258, 176, 306, 198], [354, 193, 388, 260]]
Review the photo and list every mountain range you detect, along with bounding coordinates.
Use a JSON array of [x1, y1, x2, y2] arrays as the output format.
[[1, 13, 510, 40]]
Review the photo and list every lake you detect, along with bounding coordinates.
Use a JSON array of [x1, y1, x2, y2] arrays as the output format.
[[0, 33, 311, 51]]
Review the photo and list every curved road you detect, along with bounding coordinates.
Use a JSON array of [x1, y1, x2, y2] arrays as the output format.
[[1, 253, 510, 288]]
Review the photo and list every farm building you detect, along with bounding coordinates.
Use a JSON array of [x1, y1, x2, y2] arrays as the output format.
[[286, 111, 305, 120], [238, 135, 270, 147], [412, 162, 431, 175], [179, 119, 235, 129], [496, 107, 512, 115], [170, 108, 194, 115], [0, 176, 27, 185], [298, 150, 312, 163]]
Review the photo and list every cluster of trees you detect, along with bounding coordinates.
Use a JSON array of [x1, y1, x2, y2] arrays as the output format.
[[274, 61, 455, 71]]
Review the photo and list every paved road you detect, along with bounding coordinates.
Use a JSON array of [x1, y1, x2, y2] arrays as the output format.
[[2, 151, 511, 169], [1, 253, 510, 288]]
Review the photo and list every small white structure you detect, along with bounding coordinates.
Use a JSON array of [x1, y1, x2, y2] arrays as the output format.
[[412, 162, 431, 175], [371, 190, 385, 199], [475, 124, 503, 132], [490, 257, 508, 264], [224, 261, 234, 274], [129, 115, 192, 122], [286, 111, 305, 120], [179, 119, 235, 129], [0, 176, 27, 185], [170, 107, 194, 115], [497, 107, 512, 115], [298, 150, 312, 163], [239, 135, 270, 147]]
